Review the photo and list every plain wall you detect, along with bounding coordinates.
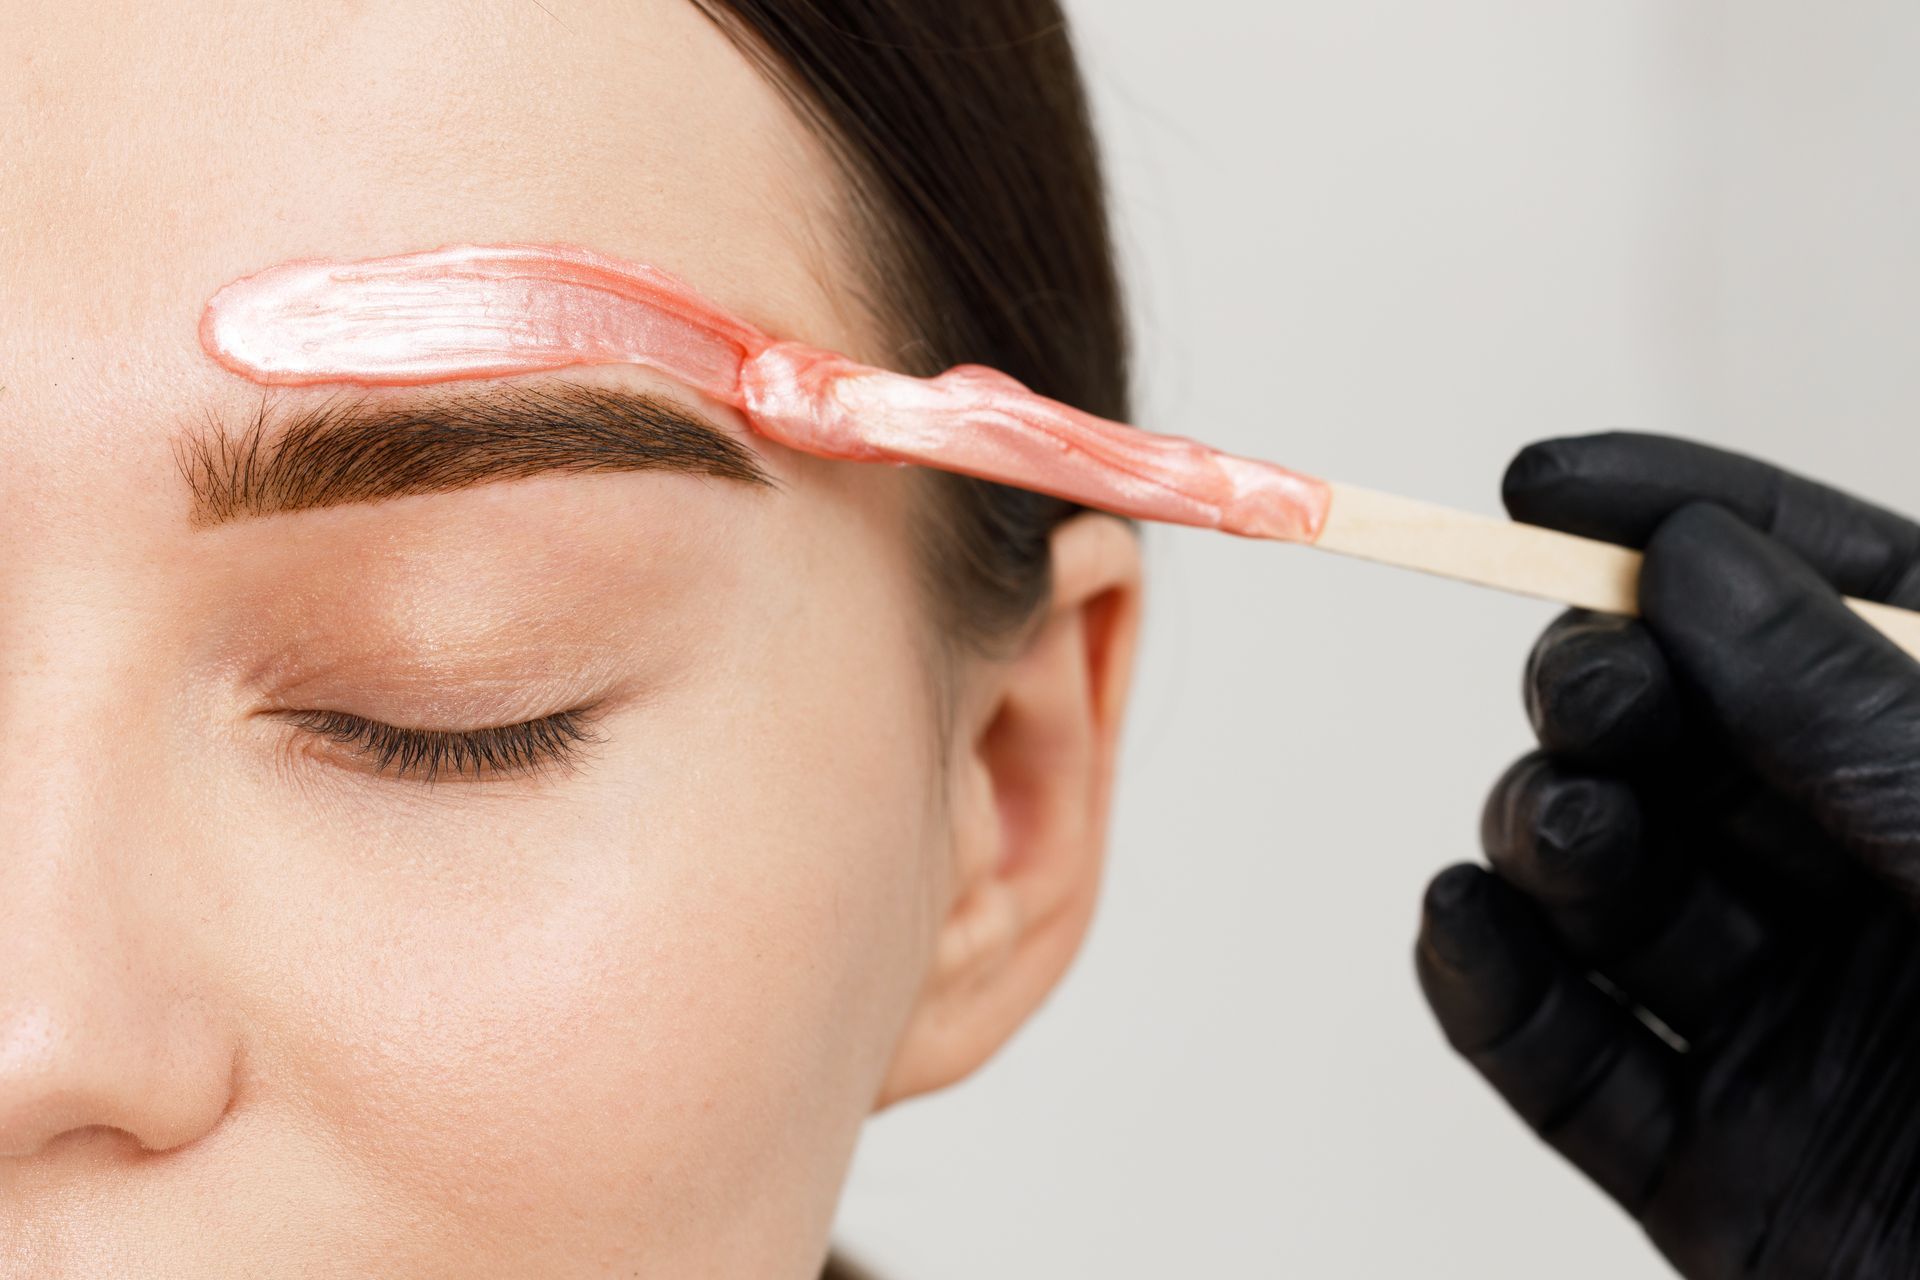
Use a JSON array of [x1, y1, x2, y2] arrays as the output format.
[[833, 2, 1920, 1275]]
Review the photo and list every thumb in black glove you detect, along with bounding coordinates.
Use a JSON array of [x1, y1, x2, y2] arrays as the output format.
[[1416, 433, 1920, 1278]]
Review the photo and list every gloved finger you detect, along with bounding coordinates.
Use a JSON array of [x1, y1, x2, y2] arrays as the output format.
[[1524, 609, 1690, 771], [1641, 503, 1920, 900], [1417, 864, 1680, 1212], [1524, 609, 1872, 913], [1481, 754, 1774, 1046], [1503, 432, 1920, 606]]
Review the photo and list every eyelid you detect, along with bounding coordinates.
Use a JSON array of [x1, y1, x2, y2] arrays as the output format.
[[272, 704, 609, 786]]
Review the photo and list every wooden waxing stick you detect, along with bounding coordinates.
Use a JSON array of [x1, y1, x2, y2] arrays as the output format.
[[1315, 483, 1920, 660]]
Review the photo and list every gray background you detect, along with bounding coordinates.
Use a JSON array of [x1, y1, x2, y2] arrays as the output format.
[[833, 2, 1920, 1275]]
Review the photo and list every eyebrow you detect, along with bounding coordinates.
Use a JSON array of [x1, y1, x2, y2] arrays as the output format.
[[174, 379, 776, 529]]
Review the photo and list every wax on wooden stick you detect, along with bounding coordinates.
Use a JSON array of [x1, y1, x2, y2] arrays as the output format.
[[199, 241, 1920, 658]]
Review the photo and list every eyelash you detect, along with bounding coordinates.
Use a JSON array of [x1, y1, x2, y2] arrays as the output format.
[[280, 706, 607, 785]]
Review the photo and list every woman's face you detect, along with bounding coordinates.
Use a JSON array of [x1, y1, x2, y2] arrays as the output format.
[[1, 1, 1142, 1274]]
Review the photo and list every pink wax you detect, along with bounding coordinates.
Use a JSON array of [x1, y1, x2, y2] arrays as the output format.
[[199, 242, 1331, 542]]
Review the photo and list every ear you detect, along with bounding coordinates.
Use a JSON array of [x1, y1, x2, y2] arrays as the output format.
[[875, 512, 1145, 1109]]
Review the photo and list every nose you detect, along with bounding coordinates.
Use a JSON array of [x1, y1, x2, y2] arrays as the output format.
[[0, 976, 235, 1160], [0, 825, 236, 1160], [1, 436, 241, 1164]]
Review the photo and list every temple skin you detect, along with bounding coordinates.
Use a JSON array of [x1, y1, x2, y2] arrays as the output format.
[[200, 242, 1333, 542]]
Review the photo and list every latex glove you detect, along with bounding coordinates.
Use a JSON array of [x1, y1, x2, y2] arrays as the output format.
[[1416, 432, 1920, 1279]]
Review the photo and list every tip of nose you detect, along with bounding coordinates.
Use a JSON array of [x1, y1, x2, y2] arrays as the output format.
[[0, 1003, 240, 1161]]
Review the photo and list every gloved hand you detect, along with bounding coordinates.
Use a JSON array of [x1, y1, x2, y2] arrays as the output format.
[[1415, 432, 1920, 1279]]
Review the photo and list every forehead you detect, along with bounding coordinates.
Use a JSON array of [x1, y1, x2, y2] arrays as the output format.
[[1, 0, 870, 459]]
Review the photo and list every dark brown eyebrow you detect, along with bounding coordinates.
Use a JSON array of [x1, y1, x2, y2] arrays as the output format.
[[174, 379, 776, 529]]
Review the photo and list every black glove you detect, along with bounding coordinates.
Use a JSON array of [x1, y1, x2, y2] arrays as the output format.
[[1415, 432, 1920, 1279]]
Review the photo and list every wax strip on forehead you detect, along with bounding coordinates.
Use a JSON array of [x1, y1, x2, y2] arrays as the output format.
[[200, 244, 760, 398], [200, 242, 1332, 541]]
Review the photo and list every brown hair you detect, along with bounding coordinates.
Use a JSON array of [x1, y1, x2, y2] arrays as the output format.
[[686, 0, 1131, 664], [680, 7, 1127, 1273]]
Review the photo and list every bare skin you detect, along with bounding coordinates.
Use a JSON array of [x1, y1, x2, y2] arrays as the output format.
[[0, 2, 1144, 1275]]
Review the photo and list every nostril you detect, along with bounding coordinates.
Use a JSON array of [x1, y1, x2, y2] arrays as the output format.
[[0, 1095, 97, 1160], [8, 1122, 119, 1161]]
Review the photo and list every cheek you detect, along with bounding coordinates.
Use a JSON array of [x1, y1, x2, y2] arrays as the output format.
[[231, 483, 943, 1261]]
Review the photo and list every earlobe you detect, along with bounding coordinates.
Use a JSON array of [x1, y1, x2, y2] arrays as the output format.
[[875, 513, 1144, 1109]]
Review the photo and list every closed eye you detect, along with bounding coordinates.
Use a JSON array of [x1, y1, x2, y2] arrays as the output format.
[[276, 705, 608, 785]]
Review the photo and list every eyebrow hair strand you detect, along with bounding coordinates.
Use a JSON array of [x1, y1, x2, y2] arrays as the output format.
[[174, 380, 776, 529]]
